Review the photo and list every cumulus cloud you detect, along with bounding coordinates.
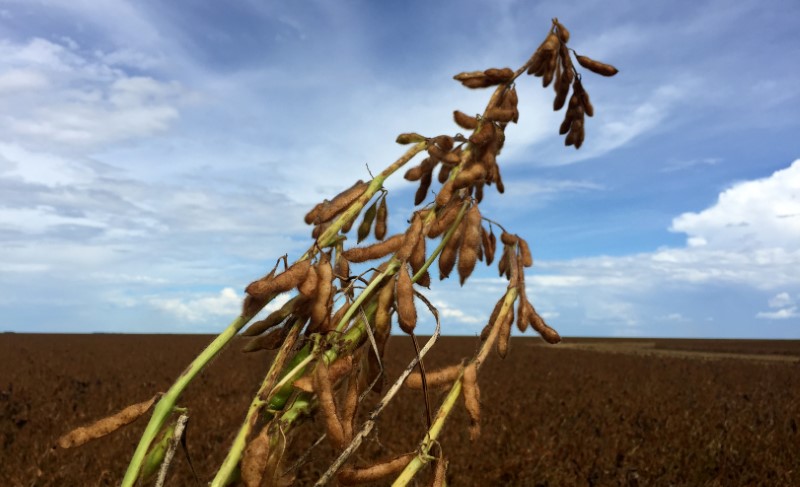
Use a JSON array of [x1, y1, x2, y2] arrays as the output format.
[[150, 287, 242, 323], [0, 37, 183, 148]]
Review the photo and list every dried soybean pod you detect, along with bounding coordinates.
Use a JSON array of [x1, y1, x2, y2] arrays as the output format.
[[316, 180, 369, 223], [438, 219, 463, 280], [342, 234, 404, 263], [458, 205, 482, 285], [310, 254, 333, 329], [453, 110, 479, 129], [341, 212, 357, 234], [427, 201, 460, 238], [453, 163, 486, 190], [434, 135, 454, 152], [395, 264, 417, 334], [500, 231, 518, 246], [298, 265, 318, 298], [435, 179, 454, 207], [374, 280, 395, 334], [57, 395, 158, 448], [463, 362, 481, 440], [357, 200, 378, 243], [415, 169, 433, 205], [405, 364, 461, 389], [480, 226, 493, 266], [497, 301, 514, 358], [337, 454, 415, 485], [241, 424, 270, 487], [341, 369, 360, 443], [374, 195, 388, 240], [487, 227, 497, 264], [469, 122, 495, 147], [580, 89, 594, 117], [246, 259, 311, 300], [485, 107, 516, 123], [484, 67, 514, 82], [554, 18, 570, 43], [242, 326, 289, 352], [396, 132, 426, 144], [397, 214, 423, 262], [404, 163, 425, 182], [576, 55, 619, 76], [314, 360, 346, 450], [409, 231, 427, 278], [437, 163, 453, 184], [529, 303, 561, 343], [516, 290, 530, 333], [432, 456, 448, 487], [519, 238, 533, 267]]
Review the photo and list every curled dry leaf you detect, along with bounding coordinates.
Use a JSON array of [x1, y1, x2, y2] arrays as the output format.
[[57, 395, 158, 448]]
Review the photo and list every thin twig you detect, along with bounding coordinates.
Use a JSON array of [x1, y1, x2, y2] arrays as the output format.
[[154, 412, 189, 487]]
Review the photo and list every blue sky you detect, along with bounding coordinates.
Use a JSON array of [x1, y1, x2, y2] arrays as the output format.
[[1, 0, 799, 337]]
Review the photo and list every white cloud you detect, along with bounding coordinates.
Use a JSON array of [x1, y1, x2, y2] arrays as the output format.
[[433, 300, 481, 324], [150, 287, 242, 323], [768, 292, 794, 309], [0, 38, 183, 148], [671, 160, 800, 251], [756, 307, 798, 320], [661, 157, 722, 173]]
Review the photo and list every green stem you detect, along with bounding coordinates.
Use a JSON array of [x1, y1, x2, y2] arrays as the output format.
[[121, 315, 249, 487]]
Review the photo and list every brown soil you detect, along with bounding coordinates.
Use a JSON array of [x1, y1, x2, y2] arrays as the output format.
[[2, 333, 799, 486]]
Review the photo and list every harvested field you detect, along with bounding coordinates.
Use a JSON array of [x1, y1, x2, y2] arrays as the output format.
[[1, 333, 798, 486]]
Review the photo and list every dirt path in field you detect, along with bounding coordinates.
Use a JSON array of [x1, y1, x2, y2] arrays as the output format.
[[539, 340, 800, 363]]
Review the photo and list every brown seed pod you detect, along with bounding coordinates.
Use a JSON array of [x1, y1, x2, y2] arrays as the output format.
[[329, 299, 352, 332], [580, 89, 594, 117], [543, 52, 558, 88], [337, 454, 415, 485], [469, 122, 496, 147], [395, 264, 417, 334], [415, 169, 433, 205], [404, 164, 425, 182], [298, 265, 319, 298], [397, 214, 423, 262], [485, 107, 516, 123], [241, 424, 270, 487], [294, 355, 353, 393], [437, 163, 453, 184], [374, 196, 388, 240], [483, 67, 514, 83], [396, 132, 426, 145], [374, 281, 395, 336], [453, 163, 487, 190], [409, 231, 427, 278], [317, 180, 369, 223], [246, 260, 311, 300], [480, 226, 494, 266], [342, 234, 404, 263], [497, 301, 514, 358], [242, 322, 291, 352], [242, 295, 298, 337], [405, 364, 461, 389], [500, 231, 518, 246], [554, 18, 570, 43], [458, 205, 482, 285], [334, 252, 350, 284], [453, 110, 478, 130], [314, 359, 346, 450], [498, 246, 509, 278], [427, 201, 461, 238], [516, 289, 530, 333], [528, 303, 561, 343], [310, 255, 333, 329], [519, 238, 533, 267], [341, 368, 360, 443], [462, 362, 480, 440], [576, 55, 618, 76], [432, 456, 448, 487], [357, 200, 378, 243], [435, 179, 454, 207], [427, 142, 449, 162], [57, 395, 158, 448], [433, 135, 454, 152], [438, 219, 463, 280]]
